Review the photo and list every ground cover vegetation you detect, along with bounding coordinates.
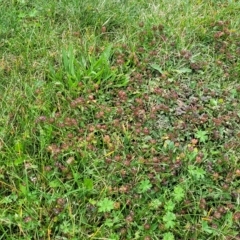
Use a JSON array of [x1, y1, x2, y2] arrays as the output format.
[[0, 0, 240, 239]]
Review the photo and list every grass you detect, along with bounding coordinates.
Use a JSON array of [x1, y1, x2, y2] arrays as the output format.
[[0, 0, 240, 239]]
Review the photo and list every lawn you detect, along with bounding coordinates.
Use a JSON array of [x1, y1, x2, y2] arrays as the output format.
[[0, 0, 240, 239]]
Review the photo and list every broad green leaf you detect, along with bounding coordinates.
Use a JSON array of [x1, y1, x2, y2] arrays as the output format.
[[14, 140, 24, 153], [150, 63, 163, 74], [14, 157, 25, 166], [210, 98, 218, 106], [202, 221, 213, 234], [19, 184, 27, 196], [173, 68, 192, 74], [49, 179, 62, 188], [84, 178, 93, 190]]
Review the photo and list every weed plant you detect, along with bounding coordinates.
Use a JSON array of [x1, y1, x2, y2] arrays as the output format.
[[0, 0, 240, 239]]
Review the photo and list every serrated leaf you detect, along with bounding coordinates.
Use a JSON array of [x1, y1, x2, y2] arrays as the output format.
[[163, 212, 176, 229], [97, 198, 114, 213], [138, 179, 152, 193], [173, 186, 185, 202], [149, 199, 162, 209], [105, 218, 114, 227], [195, 130, 208, 143], [188, 165, 206, 179], [163, 232, 175, 240], [150, 63, 163, 74], [164, 200, 175, 211]]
